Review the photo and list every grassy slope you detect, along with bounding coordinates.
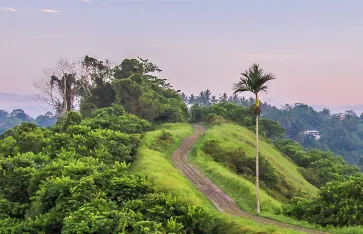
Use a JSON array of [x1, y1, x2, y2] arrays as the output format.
[[130, 123, 306, 234], [130, 123, 211, 207], [190, 123, 363, 234], [190, 132, 323, 230], [203, 124, 318, 196], [189, 123, 320, 226]]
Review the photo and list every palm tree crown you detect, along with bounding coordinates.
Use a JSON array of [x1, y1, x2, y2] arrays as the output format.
[[233, 63, 276, 95]]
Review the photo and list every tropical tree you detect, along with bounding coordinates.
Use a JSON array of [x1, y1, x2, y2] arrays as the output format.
[[189, 94, 197, 104], [219, 93, 228, 102], [211, 95, 218, 105], [233, 63, 276, 214], [34, 58, 88, 114]]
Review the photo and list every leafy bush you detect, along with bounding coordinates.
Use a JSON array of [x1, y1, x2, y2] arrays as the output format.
[[282, 176, 363, 227], [190, 102, 247, 125], [203, 139, 281, 191], [150, 130, 174, 152], [81, 104, 153, 133], [113, 73, 189, 123], [275, 139, 361, 187], [297, 167, 320, 187], [204, 113, 229, 125]]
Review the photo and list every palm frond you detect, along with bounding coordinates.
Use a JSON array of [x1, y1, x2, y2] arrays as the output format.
[[259, 85, 268, 93], [261, 73, 276, 82], [233, 79, 253, 94], [233, 63, 275, 95]]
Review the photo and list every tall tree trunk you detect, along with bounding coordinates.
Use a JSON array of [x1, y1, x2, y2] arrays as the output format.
[[63, 77, 67, 114], [255, 97, 260, 214]]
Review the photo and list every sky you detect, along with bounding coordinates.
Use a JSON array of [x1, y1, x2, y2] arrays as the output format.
[[1, 0, 363, 116]]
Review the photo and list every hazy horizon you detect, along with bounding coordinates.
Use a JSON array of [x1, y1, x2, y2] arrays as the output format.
[[1, 0, 363, 114], [2, 92, 363, 118]]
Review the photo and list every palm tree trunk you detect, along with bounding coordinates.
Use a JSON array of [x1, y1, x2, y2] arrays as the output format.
[[255, 100, 260, 214]]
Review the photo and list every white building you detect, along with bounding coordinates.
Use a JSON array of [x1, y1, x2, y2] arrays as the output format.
[[304, 130, 321, 140]]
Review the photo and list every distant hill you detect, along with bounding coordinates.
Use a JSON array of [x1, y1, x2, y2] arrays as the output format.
[[0, 92, 49, 117], [0, 108, 57, 134], [311, 104, 363, 114]]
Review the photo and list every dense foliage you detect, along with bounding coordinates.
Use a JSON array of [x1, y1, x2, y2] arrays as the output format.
[[274, 139, 360, 188], [262, 104, 363, 168], [0, 109, 56, 134], [281, 176, 363, 227], [46, 56, 190, 123], [112, 73, 189, 123], [0, 106, 228, 233]]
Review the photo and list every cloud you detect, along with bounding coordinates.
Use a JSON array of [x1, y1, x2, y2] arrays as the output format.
[[80, 0, 91, 2], [1, 7, 19, 12], [40, 9, 59, 13]]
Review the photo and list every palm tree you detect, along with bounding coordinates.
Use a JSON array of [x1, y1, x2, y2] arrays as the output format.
[[233, 63, 276, 214], [219, 92, 228, 102], [211, 95, 218, 105], [203, 89, 212, 106]]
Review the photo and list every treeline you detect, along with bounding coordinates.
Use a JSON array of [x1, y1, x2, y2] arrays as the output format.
[[35, 56, 188, 124], [0, 109, 57, 134], [183, 90, 363, 168]]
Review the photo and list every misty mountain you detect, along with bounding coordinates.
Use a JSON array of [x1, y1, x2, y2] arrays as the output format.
[[0, 92, 50, 117]]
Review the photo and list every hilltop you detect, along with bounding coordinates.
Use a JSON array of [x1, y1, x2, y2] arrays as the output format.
[[1, 57, 362, 233], [131, 121, 362, 233]]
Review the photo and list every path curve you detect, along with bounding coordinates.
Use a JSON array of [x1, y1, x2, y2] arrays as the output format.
[[171, 124, 328, 234]]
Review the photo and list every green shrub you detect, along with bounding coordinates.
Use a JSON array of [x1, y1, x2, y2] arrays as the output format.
[[274, 139, 360, 188], [150, 130, 174, 152], [282, 176, 363, 227], [203, 139, 281, 191]]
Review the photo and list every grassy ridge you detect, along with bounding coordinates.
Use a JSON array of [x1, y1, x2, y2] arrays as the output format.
[[190, 136, 323, 229], [203, 124, 318, 196], [189, 123, 322, 228], [190, 123, 363, 233], [190, 137, 282, 213], [131, 123, 307, 234], [130, 123, 210, 207]]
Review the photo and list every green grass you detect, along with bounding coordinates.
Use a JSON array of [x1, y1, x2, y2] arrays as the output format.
[[190, 138, 282, 213], [131, 122, 363, 233], [130, 123, 210, 207], [203, 123, 318, 196], [130, 123, 310, 234], [190, 136, 322, 228], [189, 124, 325, 229], [328, 226, 363, 234], [189, 123, 363, 233]]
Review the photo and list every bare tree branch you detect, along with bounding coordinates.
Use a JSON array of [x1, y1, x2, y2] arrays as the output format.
[[34, 58, 82, 114]]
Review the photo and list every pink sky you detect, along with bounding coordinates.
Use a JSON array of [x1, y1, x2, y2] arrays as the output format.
[[1, 0, 363, 109]]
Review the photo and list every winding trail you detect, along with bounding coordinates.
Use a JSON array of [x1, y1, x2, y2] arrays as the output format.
[[171, 124, 328, 234]]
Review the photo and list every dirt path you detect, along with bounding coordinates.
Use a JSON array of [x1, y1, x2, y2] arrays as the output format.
[[171, 125, 328, 234]]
